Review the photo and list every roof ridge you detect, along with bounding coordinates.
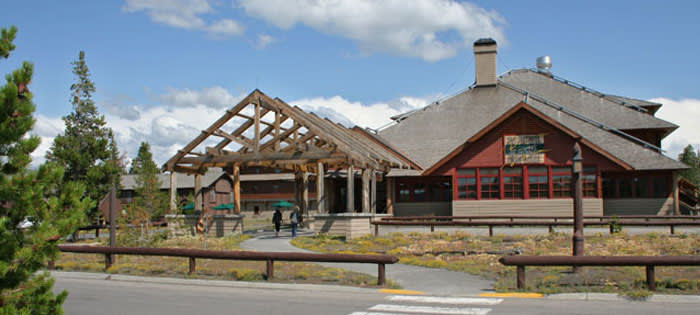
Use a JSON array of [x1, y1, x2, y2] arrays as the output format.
[[502, 68, 651, 113], [497, 80, 663, 153]]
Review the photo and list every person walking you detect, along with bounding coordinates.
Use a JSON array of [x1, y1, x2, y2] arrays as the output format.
[[272, 208, 282, 237], [289, 206, 302, 238]]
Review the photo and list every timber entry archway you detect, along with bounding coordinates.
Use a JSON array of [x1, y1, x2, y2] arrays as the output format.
[[163, 89, 417, 229]]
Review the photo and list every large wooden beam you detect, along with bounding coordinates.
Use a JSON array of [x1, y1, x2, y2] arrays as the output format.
[[274, 110, 281, 152], [181, 150, 344, 164], [214, 108, 270, 150], [362, 169, 370, 213], [233, 164, 241, 214], [254, 98, 261, 153], [347, 165, 354, 213], [316, 162, 325, 213], [386, 177, 394, 215], [213, 129, 254, 150], [170, 171, 177, 213]]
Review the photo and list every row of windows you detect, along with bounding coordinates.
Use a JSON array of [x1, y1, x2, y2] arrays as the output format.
[[397, 180, 452, 202], [455, 166, 598, 200], [602, 176, 669, 198]]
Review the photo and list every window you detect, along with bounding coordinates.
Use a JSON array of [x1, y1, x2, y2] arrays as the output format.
[[210, 189, 216, 203], [413, 184, 426, 202], [503, 167, 523, 199], [635, 177, 650, 198], [456, 169, 477, 200], [583, 167, 598, 197], [652, 176, 669, 198], [528, 166, 549, 198], [430, 181, 452, 202], [398, 183, 410, 202], [602, 178, 616, 198], [552, 167, 572, 197], [480, 168, 500, 199], [619, 178, 634, 198]]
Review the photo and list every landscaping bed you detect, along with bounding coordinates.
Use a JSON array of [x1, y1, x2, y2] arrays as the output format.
[[291, 231, 700, 295], [56, 232, 397, 288]]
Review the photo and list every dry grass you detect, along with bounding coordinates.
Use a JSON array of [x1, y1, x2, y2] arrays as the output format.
[[56, 233, 398, 289], [291, 231, 700, 295]]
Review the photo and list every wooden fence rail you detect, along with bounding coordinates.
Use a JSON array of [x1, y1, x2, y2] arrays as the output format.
[[380, 215, 700, 222], [57, 245, 398, 286], [499, 255, 700, 290], [371, 220, 700, 236]]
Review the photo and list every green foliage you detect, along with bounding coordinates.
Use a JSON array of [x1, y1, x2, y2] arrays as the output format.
[[678, 144, 700, 186], [0, 26, 90, 314], [129, 142, 168, 221], [609, 215, 623, 234], [46, 50, 123, 220], [0, 26, 16, 59]]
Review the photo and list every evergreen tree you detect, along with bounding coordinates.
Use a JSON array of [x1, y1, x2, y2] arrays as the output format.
[[678, 144, 700, 186], [130, 142, 167, 220], [0, 25, 90, 314], [46, 51, 122, 220]]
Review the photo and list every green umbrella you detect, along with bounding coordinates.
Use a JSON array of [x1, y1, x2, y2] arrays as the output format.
[[213, 203, 235, 210], [271, 200, 295, 208], [182, 202, 194, 210]]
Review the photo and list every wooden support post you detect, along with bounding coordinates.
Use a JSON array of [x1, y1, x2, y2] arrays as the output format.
[[194, 174, 203, 212], [294, 171, 303, 209], [370, 170, 377, 214], [189, 257, 196, 274], [378, 263, 386, 286], [646, 265, 656, 291], [254, 98, 261, 153], [274, 111, 281, 151], [362, 169, 370, 213], [386, 177, 394, 215], [672, 171, 680, 215], [266, 259, 274, 280], [302, 172, 309, 214], [233, 164, 241, 215], [516, 266, 526, 289], [347, 165, 354, 212], [316, 162, 325, 213], [170, 171, 177, 213]]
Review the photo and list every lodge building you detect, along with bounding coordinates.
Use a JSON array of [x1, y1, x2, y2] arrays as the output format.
[[151, 38, 694, 220]]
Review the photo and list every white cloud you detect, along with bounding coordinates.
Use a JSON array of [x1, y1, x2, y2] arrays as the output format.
[[256, 33, 275, 49], [124, 0, 245, 37], [237, 0, 506, 61], [159, 86, 245, 108], [292, 95, 430, 129], [652, 98, 700, 159]]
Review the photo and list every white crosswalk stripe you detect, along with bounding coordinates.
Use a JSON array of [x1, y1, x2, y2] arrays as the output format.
[[348, 295, 502, 315], [387, 295, 503, 306], [368, 304, 492, 315]]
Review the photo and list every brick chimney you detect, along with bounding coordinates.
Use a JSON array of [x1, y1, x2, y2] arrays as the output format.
[[473, 38, 497, 87]]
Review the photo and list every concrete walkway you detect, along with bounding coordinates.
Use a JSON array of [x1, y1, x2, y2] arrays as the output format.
[[240, 230, 494, 296]]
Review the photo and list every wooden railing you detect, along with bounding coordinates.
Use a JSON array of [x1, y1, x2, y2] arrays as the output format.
[[499, 255, 700, 290], [56, 245, 398, 285], [372, 217, 700, 236]]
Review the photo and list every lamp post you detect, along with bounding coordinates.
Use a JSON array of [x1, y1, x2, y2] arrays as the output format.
[[572, 143, 584, 258]]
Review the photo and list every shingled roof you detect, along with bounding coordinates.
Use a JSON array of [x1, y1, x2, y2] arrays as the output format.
[[379, 73, 686, 173]]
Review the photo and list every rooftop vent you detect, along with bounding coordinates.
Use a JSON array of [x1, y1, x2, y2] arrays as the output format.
[[536, 56, 552, 73]]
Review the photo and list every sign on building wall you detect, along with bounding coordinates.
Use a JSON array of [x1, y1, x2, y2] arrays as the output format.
[[504, 135, 545, 164]]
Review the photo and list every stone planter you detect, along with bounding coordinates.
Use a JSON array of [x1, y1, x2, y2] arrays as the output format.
[[165, 214, 245, 237], [311, 213, 390, 239]]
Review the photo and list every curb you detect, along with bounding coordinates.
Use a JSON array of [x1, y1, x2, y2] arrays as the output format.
[[545, 292, 700, 304]]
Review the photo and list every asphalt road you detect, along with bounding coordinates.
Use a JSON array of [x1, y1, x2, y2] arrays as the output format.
[[54, 272, 700, 315]]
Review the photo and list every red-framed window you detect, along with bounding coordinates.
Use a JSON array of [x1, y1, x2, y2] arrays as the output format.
[[456, 169, 477, 200], [583, 167, 598, 197], [551, 166, 572, 198], [503, 167, 523, 199], [528, 166, 549, 198], [480, 168, 500, 199], [396, 177, 452, 203]]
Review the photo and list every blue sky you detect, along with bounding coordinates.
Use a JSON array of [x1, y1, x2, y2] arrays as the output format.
[[1, 0, 699, 166]]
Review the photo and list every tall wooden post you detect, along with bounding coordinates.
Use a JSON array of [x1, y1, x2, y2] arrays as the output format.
[[316, 162, 325, 213], [370, 170, 377, 214], [233, 164, 241, 215], [572, 143, 584, 259], [194, 174, 203, 213], [386, 177, 394, 215], [302, 171, 309, 214], [346, 165, 354, 212], [107, 185, 117, 268], [169, 171, 177, 213], [295, 171, 303, 209], [672, 171, 680, 215], [362, 169, 370, 213]]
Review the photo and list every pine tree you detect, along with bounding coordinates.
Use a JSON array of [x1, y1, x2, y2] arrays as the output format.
[[678, 144, 700, 186], [1, 26, 90, 314], [46, 51, 122, 220], [131, 142, 167, 220]]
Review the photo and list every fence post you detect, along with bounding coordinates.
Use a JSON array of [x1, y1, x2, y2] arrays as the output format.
[[95, 226, 100, 238], [548, 225, 553, 233], [516, 265, 525, 289], [105, 253, 112, 270], [670, 225, 675, 235], [430, 225, 434, 233], [609, 224, 614, 235], [374, 224, 379, 237], [189, 257, 196, 274], [378, 263, 386, 286], [266, 259, 274, 280], [646, 265, 656, 291], [489, 225, 494, 237]]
